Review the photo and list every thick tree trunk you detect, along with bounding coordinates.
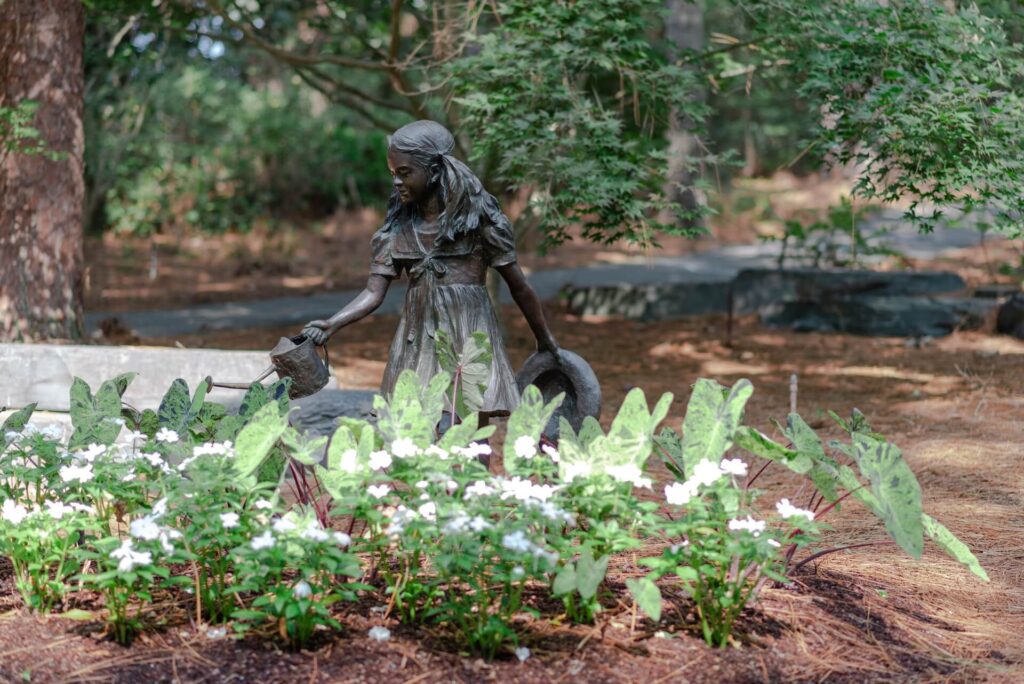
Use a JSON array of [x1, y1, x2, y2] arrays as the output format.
[[664, 1, 706, 233], [0, 0, 86, 341]]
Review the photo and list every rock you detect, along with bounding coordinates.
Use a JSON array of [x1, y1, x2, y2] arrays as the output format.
[[731, 269, 967, 315], [995, 293, 1024, 340], [288, 389, 377, 437], [563, 281, 731, 320], [974, 284, 1021, 300], [762, 296, 998, 338]]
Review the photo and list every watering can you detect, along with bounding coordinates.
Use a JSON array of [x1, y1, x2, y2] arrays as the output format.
[[207, 334, 330, 400]]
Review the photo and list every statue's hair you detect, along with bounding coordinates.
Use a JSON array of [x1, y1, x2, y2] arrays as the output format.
[[381, 120, 502, 243]]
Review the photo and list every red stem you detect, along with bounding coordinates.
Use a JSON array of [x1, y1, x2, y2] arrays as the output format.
[[791, 541, 896, 572]]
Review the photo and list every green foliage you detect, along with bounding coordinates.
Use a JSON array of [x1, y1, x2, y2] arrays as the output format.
[[435, 330, 493, 418], [232, 402, 289, 484], [503, 385, 563, 477], [674, 378, 752, 476], [373, 369, 450, 447], [2, 403, 37, 450], [449, 0, 710, 245], [68, 374, 134, 449]]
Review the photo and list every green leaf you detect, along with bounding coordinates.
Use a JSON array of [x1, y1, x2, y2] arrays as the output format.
[[110, 372, 137, 398], [68, 377, 124, 449], [785, 414, 841, 501], [626, 577, 662, 622], [552, 563, 577, 596], [853, 433, 923, 558], [435, 330, 493, 417], [922, 514, 988, 581], [375, 370, 449, 446], [576, 551, 609, 600], [734, 427, 813, 475], [504, 384, 563, 475], [157, 379, 192, 434], [2, 403, 36, 448], [680, 379, 752, 475], [233, 402, 288, 479]]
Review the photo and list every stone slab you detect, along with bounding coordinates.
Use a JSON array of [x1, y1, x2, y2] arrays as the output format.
[[0, 343, 339, 412], [563, 280, 731, 320]]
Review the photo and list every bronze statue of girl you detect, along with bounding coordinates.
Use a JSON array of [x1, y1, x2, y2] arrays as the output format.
[[301, 120, 559, 423]]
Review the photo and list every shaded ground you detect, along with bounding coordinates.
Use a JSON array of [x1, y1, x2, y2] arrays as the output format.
[[3, 308, 1022, 683]]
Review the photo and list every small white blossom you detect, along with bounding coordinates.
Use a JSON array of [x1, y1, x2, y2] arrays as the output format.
[[541, 443, 560, 462], [767, 538, 782, 548], [272, 517, 297, 533], [514, 435, 537, 460], [423, 444, 449, 459], [151, 498, 168, 518], [40, 424, 64, 440], [251, 530, 275, 550], [140, 451, 164, 467], [452, 442, 491, 459], [511, 566, 526, 579], [463, 480, 495, 498], [59, 463, 95, 483], [126, 430, 146, 442], [292, 580, 313, 599], [110, 539, 152, 572], [502, 530, 534, 553], [44, 500, 76, 520], [75, 443, 107, 463], [561, 461, 592, 483], [606, 463, 652, 489], [417, 501, 437, 521], [301, 522, 330, 542], [253, 499, 273, 510], [155, 428, 179, 444], [691, 458, 724, 487], [333, 531, 351, 547], [514, 646, 531, 662], [728, 516, 766, 537], [368, 450, 392, 471], [776, 498, 815, 521], [669, 541, 689, 554], [1, 499, 29, 525], [367, 484, 391, 499], [720, 458, 748, 477], [220, 512, 240, 529], [368, 626, 391, 642], [338, 448, 359, 473], [390, 438, 420, 459], [130, 516, 162, 540], [665, 480, 698, 506]]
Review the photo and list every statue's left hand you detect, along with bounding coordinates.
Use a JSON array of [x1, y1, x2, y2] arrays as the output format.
[[301, 320, 332, 346]]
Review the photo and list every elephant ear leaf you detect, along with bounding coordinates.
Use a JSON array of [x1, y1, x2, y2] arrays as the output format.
[[680, 379, 752, 476], [853, 433, 923, 558], [922, 514, 988, 581], [2, 403, 37, 449]]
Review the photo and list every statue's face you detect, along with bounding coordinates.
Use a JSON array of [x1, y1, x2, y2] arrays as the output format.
[[387, 149, 433, 206]]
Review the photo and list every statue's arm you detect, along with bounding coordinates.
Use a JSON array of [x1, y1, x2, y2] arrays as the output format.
[[301, 274, 391, 345], [495, 262, 559, 354]]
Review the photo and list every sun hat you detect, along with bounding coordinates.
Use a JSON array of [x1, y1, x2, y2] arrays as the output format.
[[515, 349, 601, 440]]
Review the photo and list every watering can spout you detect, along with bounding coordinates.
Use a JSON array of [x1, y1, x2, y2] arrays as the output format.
[[206, 335, 330, 399]]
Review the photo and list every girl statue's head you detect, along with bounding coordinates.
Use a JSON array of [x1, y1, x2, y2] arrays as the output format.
[[384, 120, 491, 243]]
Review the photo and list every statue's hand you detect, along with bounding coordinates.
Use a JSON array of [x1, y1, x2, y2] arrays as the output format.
[[536, 334, 560, 356], [301, 319, 332, 346]]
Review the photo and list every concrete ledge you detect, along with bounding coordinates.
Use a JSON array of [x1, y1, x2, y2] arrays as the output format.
[[0, 343, 337, 412]]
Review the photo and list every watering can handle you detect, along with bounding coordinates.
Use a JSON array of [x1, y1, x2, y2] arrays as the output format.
[[204, 341, 329, 391]]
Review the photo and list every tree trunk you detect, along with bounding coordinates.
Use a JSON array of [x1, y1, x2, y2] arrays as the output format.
[[664, 1, 706, 233], [0, 0, 86, 341]]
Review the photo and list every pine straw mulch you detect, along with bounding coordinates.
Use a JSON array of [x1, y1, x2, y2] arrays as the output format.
[[7, 304, 1023, 681]]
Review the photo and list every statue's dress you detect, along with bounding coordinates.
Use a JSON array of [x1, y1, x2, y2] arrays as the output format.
[[370, 205, 520, 417]]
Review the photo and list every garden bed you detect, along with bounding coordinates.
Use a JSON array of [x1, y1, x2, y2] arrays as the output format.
[[2, 309, 1021, 683]]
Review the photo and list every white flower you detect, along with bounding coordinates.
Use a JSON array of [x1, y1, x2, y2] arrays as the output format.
[[665, 480, 698, 506], [140, 451, 164, 467], [193, 441, 234, 458], [292, 580, 313, 599], [110, 539, 152, 572], [776, 498, 815, 521], [44, 500, 75, 520], [728, 516, 766, 537], [767, 539, 782, 548], [1, 499, 29, 525], [390, 438, 420, 459], [158, 528, 181, 554], [463, 480, 495, 498], [691, 458, 724, 487], [338, 448, 359, 473], [541, 444, 560, 462], [502, 530, 534, 553], [606, 463, 652, 489], [253, 499, 273, 510], [126, 430, 146, 442], [272, 517, 297, 533], [220, 512, 240, 529], [720, 458, 748, 477], [40, 424, 64, 440], [367, 484, 391, 499], [69, 502, 95, 514], [561, 461, 592, 483], [499, 477, 559, 502], [368, 450, 392, 471], [511, 566, 525, 579], [417, 501, 437, 521], [301, 522, 330, 542], [368, 626, 391, 642], [251, 530, 275, 550], [385, 506, 418, 536], [423, 444, 449, 459], [514, 646, 531, 662], [151, 498, 168, 518], [155, 427, 179, 444], [669, 541, 689, 554], [130, 515, 162, 540], [514, 435, 537, 460], [452, 442, 491, 459], [59, 463, 95, 483], [3, 430, 20, 443], [75, 443, 107, 462], [333, 531, 351, 547]]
